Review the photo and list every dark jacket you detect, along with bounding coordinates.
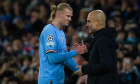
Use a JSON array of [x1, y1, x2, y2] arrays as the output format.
[[82, 27, 118, 84]]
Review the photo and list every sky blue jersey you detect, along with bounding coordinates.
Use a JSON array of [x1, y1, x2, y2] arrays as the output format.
[[38, 24, 79, 84]]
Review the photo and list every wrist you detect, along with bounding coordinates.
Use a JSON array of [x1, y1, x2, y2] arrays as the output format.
[[70, 50, 77, 56]]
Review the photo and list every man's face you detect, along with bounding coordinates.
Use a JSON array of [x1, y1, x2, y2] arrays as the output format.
[[59, 8, 73, 26], [86, 13, 97, 34]]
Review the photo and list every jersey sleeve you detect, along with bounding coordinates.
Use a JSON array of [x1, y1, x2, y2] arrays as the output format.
[[41, 28, 57, 53], [64, 58, 80, 72]]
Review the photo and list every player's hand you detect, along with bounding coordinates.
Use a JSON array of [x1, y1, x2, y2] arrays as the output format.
[[74, 40, 88, 55], [75, 66, 83, 76], [72, 43, 79, 50]]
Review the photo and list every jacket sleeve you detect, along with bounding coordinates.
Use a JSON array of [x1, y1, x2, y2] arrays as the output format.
[[90, 36, 113, 75], [82, 64, 89, 75]]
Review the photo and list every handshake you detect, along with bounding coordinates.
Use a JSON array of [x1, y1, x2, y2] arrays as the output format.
[[72, 40, 88, 83], [73, 40, 88, 55], [72, 40, 87, 76]]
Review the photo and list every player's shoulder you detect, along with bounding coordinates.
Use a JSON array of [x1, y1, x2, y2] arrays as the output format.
[[41, 24, 55, 34], [43, 24, 54, 31]]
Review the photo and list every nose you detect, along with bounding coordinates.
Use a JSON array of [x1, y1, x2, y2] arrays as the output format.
[[69, 17, 71, 21]]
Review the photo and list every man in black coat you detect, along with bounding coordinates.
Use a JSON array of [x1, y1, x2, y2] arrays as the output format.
[[75, 10, 118, 84]]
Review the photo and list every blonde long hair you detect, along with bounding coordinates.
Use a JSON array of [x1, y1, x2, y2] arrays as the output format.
[[49, 3, 73, 22]]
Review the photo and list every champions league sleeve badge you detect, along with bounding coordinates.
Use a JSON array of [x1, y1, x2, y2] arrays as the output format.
[[47, 35, 54, 41]]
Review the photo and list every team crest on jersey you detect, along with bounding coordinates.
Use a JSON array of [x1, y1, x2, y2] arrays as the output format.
[[47, 35, 54, 41]]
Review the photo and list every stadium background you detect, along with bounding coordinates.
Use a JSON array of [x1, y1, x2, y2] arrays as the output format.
[[0, 0, 140, 84]]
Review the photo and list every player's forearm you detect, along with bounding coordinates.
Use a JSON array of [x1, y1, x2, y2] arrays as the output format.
[[47, 50, 77, 64], [64, 58, 79, 72]]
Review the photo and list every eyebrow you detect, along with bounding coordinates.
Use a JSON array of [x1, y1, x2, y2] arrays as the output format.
[[67, 15, 72, 17]]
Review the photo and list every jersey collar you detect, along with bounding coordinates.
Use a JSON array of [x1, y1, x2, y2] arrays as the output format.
[[51, 23, 61, 31]]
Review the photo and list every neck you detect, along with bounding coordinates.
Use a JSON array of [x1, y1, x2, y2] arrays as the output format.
[[97, 25, 105, 31], [52, 20, 62, 29]]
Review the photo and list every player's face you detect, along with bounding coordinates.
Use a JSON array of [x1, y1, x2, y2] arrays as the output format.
[[86, 13, 97, 34], [60, 8, 73, 26]]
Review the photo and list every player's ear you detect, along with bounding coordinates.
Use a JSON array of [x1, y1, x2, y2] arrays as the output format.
[[56, 11, 61, 17], [97, 20, 101, 25]]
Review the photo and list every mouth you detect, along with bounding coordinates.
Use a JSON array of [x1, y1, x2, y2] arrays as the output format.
[[87, 27, 90, 30], [67, 21, 69, 24]]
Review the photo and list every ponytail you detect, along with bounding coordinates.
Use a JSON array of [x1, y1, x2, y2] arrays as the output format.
[[49, 5, 57, 22]]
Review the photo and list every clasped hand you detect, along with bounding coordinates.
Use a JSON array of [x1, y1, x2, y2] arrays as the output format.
[[73, 40, 88, 55]]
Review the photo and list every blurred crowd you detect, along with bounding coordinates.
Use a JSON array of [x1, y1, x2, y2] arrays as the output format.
[[0, 0, 140, 84]]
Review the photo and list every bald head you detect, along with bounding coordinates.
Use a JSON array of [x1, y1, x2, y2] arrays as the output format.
[[86, 10, 106, 34], [89, 10, 106, 25]]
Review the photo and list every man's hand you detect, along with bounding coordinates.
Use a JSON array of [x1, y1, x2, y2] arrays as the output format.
[[72, 43, 79, 50], [74, 40, 88, 55], [75, 66, 83, 76]]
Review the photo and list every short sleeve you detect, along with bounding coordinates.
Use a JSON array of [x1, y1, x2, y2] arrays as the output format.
[[41, 27, 57, 53]]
